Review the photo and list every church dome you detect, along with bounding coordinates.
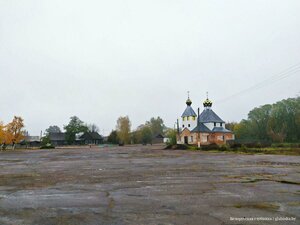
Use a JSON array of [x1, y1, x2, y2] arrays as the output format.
[[181, 96, 197, 117], [203, 98, 212, 108], [186, 97, 192, 106]]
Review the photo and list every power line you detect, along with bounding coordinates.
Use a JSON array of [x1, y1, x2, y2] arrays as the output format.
[[215, 62, 300, 104], [216, 68, 300, 104]]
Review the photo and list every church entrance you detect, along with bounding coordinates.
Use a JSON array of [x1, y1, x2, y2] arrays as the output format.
[[184, 136, 188, 144]]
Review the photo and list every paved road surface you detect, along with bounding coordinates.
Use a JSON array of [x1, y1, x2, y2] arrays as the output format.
[[0, 145, 299, 225]]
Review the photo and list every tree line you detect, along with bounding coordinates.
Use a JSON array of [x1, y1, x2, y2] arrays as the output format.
[[43, 116, 100, 145], [107, 116, 167, 145], [0, 115, 167, 149], [226, 97, 300, 143], [45, 115, 167, 145], [3, 97, 297, 149]]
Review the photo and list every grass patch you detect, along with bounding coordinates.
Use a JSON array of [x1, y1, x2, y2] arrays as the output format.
[[234, 203, 280, 211], [0, 173, 40, 180], [206, 147, 300, 156], [0, 159, 24, 163], [223, 174, 300, 186], [276, 180, 300, 185], [287, 202, 300, 206], [167, 144, 300, 155], [0, 172, 79, 189]]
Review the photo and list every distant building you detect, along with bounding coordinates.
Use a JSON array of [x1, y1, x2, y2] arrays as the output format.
[[48, 133, 67, 146], [152, 133, 165, 144], [178, 94, 234, 145], [48, 132, 103, 146], [79, 132, 103, 145], [24, 136, 41, 147]]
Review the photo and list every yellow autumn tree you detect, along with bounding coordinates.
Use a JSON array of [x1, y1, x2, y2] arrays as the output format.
[[1, 116, 26, 150], [5, 116, 25, 146], [0, 120, 12, 149], [0, 121, 5, 144], [116, 116, 131, 145]]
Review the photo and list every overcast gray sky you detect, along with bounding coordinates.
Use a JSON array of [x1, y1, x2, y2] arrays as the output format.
[[1, 0, 300, 135]]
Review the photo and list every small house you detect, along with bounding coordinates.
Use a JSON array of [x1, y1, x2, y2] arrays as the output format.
[[49, 133, 67, 146], [79, 132, 103, 145], [152, 133, 165, 144], [24, 136, 41, 147]]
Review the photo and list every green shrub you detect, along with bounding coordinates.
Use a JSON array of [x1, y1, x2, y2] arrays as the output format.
[[219, 144, 229, 151], [240, 144, 247, 151], [229, 142, 242, 149], [40, 143, 55, 149], [165, 144, 188, 150], [201, 143, 219, 151], [188, 145, 200, 150], [166, 130, 177, 146]]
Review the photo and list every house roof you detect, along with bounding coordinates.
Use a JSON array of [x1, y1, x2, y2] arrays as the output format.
[[191, 123, 232, 133], [49, 133, 66, 141], [25, 136, 40, 142], [80, 132, 103, 140], [212, 127, 232, 133], [191, 123, 212, 133], [198, 108, 225, 123], [153, 133, 165, 138], [181, 106, 197, 117]]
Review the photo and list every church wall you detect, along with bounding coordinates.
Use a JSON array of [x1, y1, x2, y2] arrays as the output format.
[[225, 133, 234, 141], [179, 128, 198, 144], [181, 116, 197, 130], [180, 131, 234, 145], [201, 133, 210, 144], [209, 132, 234, 144]]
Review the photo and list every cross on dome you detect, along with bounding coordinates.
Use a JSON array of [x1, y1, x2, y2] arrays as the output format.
[[186, 91, 192, 106]]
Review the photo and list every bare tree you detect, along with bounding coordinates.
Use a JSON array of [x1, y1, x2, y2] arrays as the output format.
[[88, 124, 99, 133]]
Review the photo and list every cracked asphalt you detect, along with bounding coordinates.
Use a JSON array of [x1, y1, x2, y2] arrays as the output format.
[[0, 145, 299, 225]]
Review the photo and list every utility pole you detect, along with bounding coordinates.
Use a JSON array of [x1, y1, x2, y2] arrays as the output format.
[[176, 118, 180, 144], [197, 108, 200, 148]]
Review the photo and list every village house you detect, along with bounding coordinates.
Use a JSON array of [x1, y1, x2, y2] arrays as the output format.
[[48, 132, 67, 146], [48, 132, 103, 146], [178, 94, 234, 145], [152, 133, 165, 144], [79, 132, 103, 145], [23, 136, 41, 147]]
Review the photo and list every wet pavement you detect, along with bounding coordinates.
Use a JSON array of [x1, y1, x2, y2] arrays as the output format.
[[0, 145, 299, 225]]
